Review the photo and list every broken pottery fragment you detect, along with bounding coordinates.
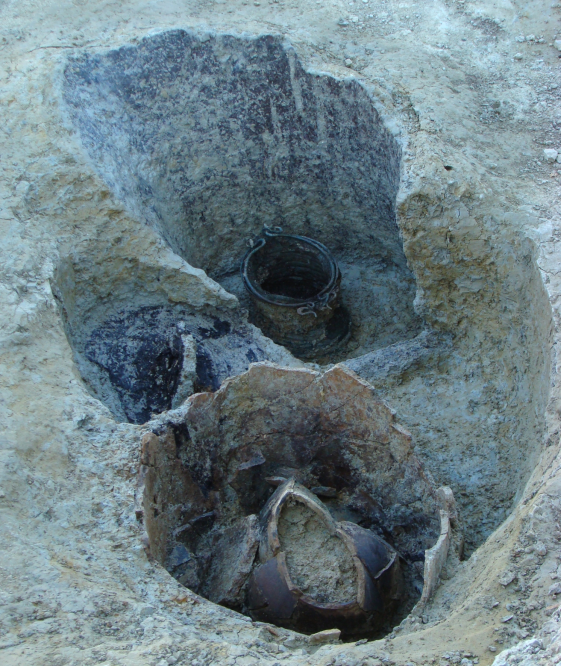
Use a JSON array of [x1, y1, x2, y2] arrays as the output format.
[[200, 514, 260, 606], [139, 362, 462, 636], [247, 479, 402, 634]]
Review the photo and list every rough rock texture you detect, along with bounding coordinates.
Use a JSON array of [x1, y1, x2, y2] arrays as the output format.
[[1, 0, 561, 665]]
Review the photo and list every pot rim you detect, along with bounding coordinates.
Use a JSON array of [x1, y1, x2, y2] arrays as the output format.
[[241, 227, 340, 310]]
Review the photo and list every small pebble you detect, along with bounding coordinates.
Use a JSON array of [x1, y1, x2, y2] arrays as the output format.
[[308, 628, 341, 645], [514, 53, 523, 60], [499, 571, 516, 586], [535, 541, 548, 556], [488, 646, 497, 653], [544, 149, 558, 163], [501, 614, 514, 622], [345, 58, 353, 67]]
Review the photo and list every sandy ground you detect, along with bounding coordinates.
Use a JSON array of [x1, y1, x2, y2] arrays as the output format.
[[1, 0, 561, 665]]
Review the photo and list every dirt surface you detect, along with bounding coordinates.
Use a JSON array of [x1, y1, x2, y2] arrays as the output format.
[[1, 0, 561, 665], [279, 500, 358, 605]]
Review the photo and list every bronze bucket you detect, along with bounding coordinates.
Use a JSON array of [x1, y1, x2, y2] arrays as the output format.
[[241, 227, 350, 359]]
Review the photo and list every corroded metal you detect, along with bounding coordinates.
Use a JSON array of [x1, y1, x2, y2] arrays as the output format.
[[241, 227, 350, 359]]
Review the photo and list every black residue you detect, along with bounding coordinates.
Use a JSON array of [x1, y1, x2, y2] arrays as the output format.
[[198, 318, 232, 339], [84, 305, 266, 424], [195, 346, 219, 393], [85, 308, 184, 423]]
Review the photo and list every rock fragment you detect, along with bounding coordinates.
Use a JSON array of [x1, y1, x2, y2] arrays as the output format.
[[171, 333, 197, 408], [501, 614, 514, 622], [308, 629, 341, 645], [535, 541, 548, 556], [499, 570, 517, 586]]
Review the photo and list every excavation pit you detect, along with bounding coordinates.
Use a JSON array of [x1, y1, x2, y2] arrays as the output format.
[[139, 363, 461, 640], [57, 28, 552, 625], [242, 228, 351, 359], [5, 2, 561, 662], [63, 29, 423, 374]]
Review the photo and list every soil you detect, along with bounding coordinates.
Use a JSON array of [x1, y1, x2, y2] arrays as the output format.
[[278, 499, 358, 605], [1, 0, 561, 665]]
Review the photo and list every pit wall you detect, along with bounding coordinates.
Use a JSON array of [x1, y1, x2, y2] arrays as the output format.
[[61, 31, 423, 362], [45, 31, 553, 554], [62, 31, 406, 277], [394, 179, 552, 551]]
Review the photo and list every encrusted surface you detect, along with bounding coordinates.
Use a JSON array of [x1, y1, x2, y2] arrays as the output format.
[[278, 500, 357, 605], [140, 364, 442, 621], [1, 0, 560, 664]]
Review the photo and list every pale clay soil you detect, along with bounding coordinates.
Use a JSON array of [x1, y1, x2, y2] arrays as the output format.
[[2, 0, 561, 666], [278, 501, 359, 605]]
